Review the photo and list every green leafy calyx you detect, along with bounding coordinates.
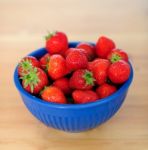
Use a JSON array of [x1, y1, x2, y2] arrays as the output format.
[[45, 31, 56, 41], [111, 54, 121, 63], [19, 59, 33, 73], [83, 70, 95, 86], [21, 68, 40, 93]]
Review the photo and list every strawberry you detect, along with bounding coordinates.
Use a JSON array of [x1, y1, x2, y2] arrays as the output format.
[[45, 31, 68, 55], [72, 90, 99, 104], [53, 78, 71, 95], [108, 60, 131, 84], [39, 53, 50, 71], [64, 48, 87, 58], [41, 86, 67, 104], [69, 69, 95, 90], [96, 36, 115, 58], [96, 83, 117, 98], [48, 54, 69, 80], [87, 58, 100, 71], [107, 49, 128, 63], [76, 42, 95, 61], [18, 56, 40, 77], [21, 67, 49, 94], [88, 59, 110, 85], [66, 50, 88, 71]]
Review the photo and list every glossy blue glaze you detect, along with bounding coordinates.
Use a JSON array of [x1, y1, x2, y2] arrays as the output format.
[[14, 42, 133, 132]]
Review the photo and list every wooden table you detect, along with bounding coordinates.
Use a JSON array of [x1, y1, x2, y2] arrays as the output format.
[[0, 0, 148, 149]]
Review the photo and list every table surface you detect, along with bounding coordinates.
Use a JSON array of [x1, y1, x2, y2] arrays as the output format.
[[0, 0, 148, 150]]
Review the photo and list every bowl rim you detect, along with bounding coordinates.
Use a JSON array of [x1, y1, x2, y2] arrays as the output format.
[[14, 43, 134, 109]]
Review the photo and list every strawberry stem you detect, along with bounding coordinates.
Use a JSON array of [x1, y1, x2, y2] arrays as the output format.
[[45, 31, 56, 40], [83, 70, 95, 86], [111, 54, 121, 63], [21, 68, 40, 93], [19, 59, 33, 72]]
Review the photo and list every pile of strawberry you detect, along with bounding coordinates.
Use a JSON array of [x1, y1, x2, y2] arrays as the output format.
[[18, 31, 131, 104]]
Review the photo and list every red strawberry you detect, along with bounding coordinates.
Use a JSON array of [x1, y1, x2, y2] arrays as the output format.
[[45, 31, 68, 55], [48, 54, 69, 80], [96, 36, 115, 58], [96, 83, 117, 98], [41, 86, 67, 104], [88, 59, 110, 85], [72, 90, 99, 104], [39, 53, 50, 71], [107, 49, 128, 63], [108, 60, 131, 84], [76, 42, 95, 61], [21, 67, 49, 94], [66, 50, 88, 71], [53, 78, 71, 95], [64, 48, 87, 58], [87, 58, 100, 71], [18, 56, 40, 77], [69, 69, 95, 90]]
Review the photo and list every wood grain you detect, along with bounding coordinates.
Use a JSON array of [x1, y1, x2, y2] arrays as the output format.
[[0, 0, 148, 149]]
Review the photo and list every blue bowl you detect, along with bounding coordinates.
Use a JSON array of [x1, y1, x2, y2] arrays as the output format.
[[14, 42, 133, 132]]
